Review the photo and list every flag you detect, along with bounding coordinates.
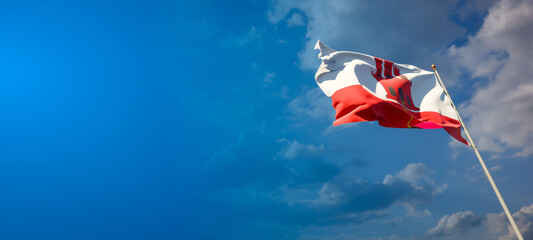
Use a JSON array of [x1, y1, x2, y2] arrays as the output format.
[[314, 40, 468, 145]]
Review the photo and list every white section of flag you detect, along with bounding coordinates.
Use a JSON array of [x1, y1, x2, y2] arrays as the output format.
[[314, 40, 458, 120]]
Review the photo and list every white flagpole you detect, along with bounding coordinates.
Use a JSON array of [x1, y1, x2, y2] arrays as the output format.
[[432, 65, 524, 240]]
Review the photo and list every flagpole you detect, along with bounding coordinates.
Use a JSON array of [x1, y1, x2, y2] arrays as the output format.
[[431, 65, 524, 240]]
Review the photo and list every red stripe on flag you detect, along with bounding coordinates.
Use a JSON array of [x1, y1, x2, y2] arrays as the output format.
[[331, 85, 469, 145]]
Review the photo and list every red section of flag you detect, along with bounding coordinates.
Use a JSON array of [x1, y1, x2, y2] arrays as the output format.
[[331, 85, 469, 145], [372, 58, 400, 80]]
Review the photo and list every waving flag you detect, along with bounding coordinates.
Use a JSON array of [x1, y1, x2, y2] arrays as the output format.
[[314, 40, 468, 145]]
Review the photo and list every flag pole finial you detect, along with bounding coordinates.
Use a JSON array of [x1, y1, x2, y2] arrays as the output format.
[[431, 64, 436, 70]]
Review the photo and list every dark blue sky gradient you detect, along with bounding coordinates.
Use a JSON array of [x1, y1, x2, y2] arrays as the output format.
[[1, 1, 185, 239], [1, 1, 533, 240]]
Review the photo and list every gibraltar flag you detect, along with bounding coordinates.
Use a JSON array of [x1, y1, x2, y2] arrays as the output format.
[[314, 40, 468, 145]]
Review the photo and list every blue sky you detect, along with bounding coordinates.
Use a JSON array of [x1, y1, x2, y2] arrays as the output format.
[[2, 0, 533, 239]]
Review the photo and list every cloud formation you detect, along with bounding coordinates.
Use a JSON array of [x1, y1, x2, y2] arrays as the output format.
[[268, 0, 466, 70], [486, 203, 533, 240], [280, 163, 445, 225], [422, 202, 533, 240], [204, 128, 446, 231], [271, 0, 533, 156], [222, 26, 264, 48], [286, 12, 305, 27], [277, 138, 325, 160], [425, 210, 484, 238], [287, 88, 334, 121], [449, 0, 533, 156]]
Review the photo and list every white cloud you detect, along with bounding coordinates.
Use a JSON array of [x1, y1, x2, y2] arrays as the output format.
[[383, 163, 446, 195], [277, 138, 325, 160], [287, 12, 305, 27], [271, 163, 447, 227], [263, 72, 276, 83], [309, 163, 445, 214], [287, 88, 334, 121], [222, 26, 264, 48], [268, 0, 466, 70], [486, 203, 533, 240], [449, 0, 533, 156], [279, 85, 290, 99], [490, 165, 502, 171], [209, 132, 448, 227], [320, 122, 358, 136], [386, 163, 433, 186], [425, 210, 484, 238], [295, 234, 403, 240]]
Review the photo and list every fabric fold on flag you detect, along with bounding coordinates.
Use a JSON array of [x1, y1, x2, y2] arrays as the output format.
[[314, 40, 468, 145]]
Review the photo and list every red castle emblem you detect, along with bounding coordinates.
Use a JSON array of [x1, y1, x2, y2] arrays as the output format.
[[371, 58, 419, 111]]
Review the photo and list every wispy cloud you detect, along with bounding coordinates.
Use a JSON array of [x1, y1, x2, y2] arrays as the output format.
[[268, 0, 466, 70], [286, 12, 305, 27], [203, 129, 446, 231], [222, 26, 264, 48], [287, 88, 334, 121], [263, 72, 276, 84], [277, 138, 325, 160]]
